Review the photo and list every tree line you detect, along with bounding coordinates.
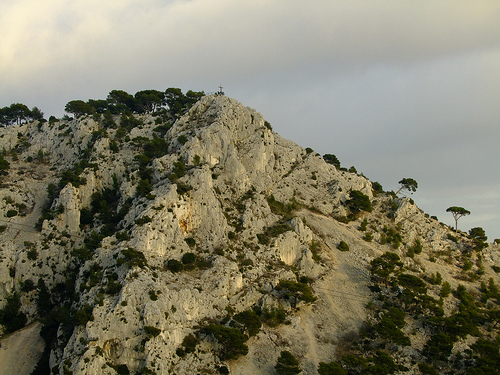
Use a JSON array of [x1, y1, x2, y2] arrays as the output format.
[[0, 87, 205, 127], [0, 103, 44, 126], [64, 88, 204, 118]]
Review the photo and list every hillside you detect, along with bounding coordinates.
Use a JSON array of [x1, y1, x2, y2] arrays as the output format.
[[0, 93, 499, 374]]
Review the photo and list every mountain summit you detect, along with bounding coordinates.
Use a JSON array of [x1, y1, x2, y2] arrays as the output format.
[[0, 94, 498, 374]]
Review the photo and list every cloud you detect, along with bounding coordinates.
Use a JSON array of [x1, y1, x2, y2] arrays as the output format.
[[2, 1, 499, 85]]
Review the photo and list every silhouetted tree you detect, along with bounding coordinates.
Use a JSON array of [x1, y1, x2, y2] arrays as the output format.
[[65, 100, 95, 117], [323, 154, 340, 169], [446, 206, 470, 231], [396, 178, 418, 195], [134, 90, 165, 113], [107, 90, 137, 113]]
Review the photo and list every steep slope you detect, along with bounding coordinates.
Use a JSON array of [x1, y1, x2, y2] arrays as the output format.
[[0, 94, 499, 374]]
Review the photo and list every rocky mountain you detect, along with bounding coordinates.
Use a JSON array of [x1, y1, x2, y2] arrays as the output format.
[[0, 94, 499, 375]]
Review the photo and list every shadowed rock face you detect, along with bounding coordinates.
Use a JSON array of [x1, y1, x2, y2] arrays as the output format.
[[0, 95, 498, 375]]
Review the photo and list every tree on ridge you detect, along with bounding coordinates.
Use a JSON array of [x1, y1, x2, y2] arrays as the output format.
[[396, 178, 418, 195], [446, 206, 470, 232]]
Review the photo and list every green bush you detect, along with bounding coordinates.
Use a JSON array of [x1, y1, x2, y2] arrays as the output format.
[[144, 326, 161, 337], [169, 160, 186, 181], [27, 248, 38, 260], [201, 324, 248, 360], [359, 218, 368, 231], [337, 241, 350, 252], [6, 209, 17, 217], [75, 303, 94, 326], [323, 154, 340, 169], [136, 179, 152, 197], [177, 333, 198, 357], [346, 190, 372, 215], [257, 222, 290, 245], [117, 248, 147, 268], [418, 363, 439, 375], [275, 350, 301, 375], [0, 154, 10, 175], [407, 239, 423, 257], [185, 237, 196, 247], [370, 252, 403, 279], [362, 232, 373, 242], [398, 274, 428, 295], [182, 252, 196, 265], [0, 293, 27, 333], [277, 279, 316, 303], [318, 362, 347, 375], [261, 306, 286, 327], [440, 281, 451, 299], [423, 332, 453, 361], [166, 259, 183, 273], [266, 195, 299, 219], [233, 310, 262, 337], [135, 215, 152, 225]]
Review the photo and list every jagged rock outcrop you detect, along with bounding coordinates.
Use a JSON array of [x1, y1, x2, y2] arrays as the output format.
[[0, 94, 498, 375]]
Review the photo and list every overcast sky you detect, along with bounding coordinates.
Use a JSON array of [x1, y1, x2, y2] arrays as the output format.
[[1, 0, 499, 239]]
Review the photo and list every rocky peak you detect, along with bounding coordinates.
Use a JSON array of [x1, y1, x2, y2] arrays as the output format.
[[0, 94, 498, 375]]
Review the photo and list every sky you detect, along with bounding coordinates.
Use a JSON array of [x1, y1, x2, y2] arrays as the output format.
[[1, 0, 499, 239]]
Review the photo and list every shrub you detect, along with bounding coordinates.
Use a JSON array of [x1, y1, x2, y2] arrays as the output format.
[[27, 248, 38, 260], [261, 306, 286, 327], [437, 276, 450, 295], [359, 218, 368, 231], [136, 179, 152, 197], [275, 351, 301, 375], [373, 314, 410, 346], [337, 241, 350, 252], [117, 248, 147, 268], [185, 237, 196, 247], [182, 252, 196, 265], [202, 324, 248, 360], [0, 154, 10, 175], [428, 272, 442, 285], [233, 310, 262, 337], [20, 279, 36, 292], [177, 333, 198, 357], [346, 190, 372, 215], [318, 362, 347, 375], [144, 326, 161, 337], [257, 222, 290, 245], [135, 215, 152, 225], [75, 303, 94, 326], [418, 363, 439, 375], [370, 252, 403, 279], [166, 259, 183, 273], [407, 239, 423, 257], [6, 209, 17, 217], [398, 274, 428, 295], [423, 332, 453, 361], [323, 154, 340, 169], [277, 279, 316, 303], [362, 232, 373, 242], [266, 195, 299, 218]]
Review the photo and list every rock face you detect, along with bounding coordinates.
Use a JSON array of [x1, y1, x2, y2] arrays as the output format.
[[0, 94, 498, 375]]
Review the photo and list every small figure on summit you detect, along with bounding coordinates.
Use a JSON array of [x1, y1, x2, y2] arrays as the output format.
[[217, 85, 225, 96]]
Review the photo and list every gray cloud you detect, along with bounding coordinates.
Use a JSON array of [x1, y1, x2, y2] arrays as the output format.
[[1, 0, 499, 237]]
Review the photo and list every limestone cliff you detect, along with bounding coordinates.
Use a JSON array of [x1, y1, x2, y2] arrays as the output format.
[[0, 95, 498, 375]]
